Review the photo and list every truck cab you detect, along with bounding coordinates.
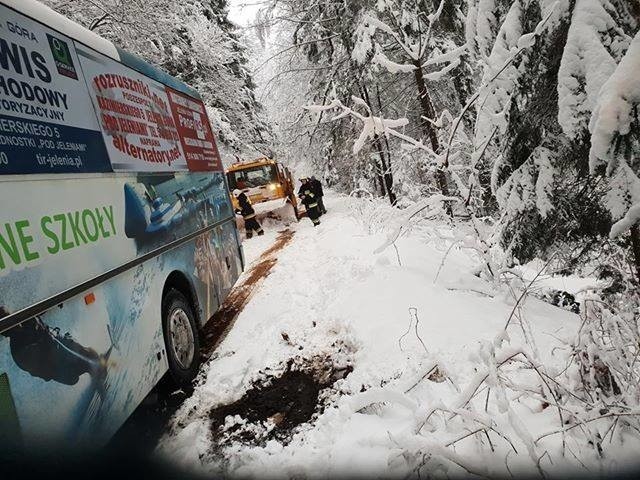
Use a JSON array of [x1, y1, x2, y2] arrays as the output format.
[[226, 158, 299, 218]]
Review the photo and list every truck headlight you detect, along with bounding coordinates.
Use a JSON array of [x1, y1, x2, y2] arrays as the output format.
[[268, 183, 279, 191]]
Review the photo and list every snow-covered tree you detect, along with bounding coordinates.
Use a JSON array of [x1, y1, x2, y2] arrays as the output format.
[[465, 0, 518, 62], [589, 30, 640, 280], [351, 0, 469, 203], [43, 0, 272, 158], [254, 0, 475, 204], [470, 0, 638, 266], [253, 0, 399, 200]]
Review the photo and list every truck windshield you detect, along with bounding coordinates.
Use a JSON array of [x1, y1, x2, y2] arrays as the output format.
[[227, 165, 277, 189]]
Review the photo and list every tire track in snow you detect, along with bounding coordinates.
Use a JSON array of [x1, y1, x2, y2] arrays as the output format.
[[201, 228, 296, 355], [110, 229, 295, 457]]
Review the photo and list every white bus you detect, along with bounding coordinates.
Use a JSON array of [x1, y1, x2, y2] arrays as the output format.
[[0, 0, 243, 449]]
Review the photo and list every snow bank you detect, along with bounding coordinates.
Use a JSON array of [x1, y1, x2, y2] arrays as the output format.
[[153, 193, 640, 478]]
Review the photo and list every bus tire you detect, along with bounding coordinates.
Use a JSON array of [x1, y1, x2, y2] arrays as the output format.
[[162, 288, 201, 386]]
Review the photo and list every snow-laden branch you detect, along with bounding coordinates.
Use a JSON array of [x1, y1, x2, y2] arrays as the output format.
[[372, 49, 417, 73], [557, 0, 624, 139], [589, 30, 640, 170], [373, 195, 459, 255], [424, 57, 461, 81], [421, 0, 446, 59], [589, 30, 640, 238], [444, 1, 559, 169], [352, 5, 466, 76], [303, 97, 436, 157], [353, 13, 420, 63], [426, 0, 446, 24], [423, 44, 468, 67]]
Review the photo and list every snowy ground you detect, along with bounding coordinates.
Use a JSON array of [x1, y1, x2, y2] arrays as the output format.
[[156, 193, 639, 478]]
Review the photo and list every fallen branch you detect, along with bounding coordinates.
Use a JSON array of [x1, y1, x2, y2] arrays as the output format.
[[433, 240, 462, 283], [404, 363, 439, 394], [503, 254, 557, 331], [535, 412, 640, 443]]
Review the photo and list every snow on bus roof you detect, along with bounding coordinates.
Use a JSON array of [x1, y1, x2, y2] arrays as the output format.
[[2, 0, 202, 100], [2, 0, 119, 59]]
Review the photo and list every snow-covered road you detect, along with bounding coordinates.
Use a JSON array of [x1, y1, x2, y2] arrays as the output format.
[[156, 193, 637, 478]]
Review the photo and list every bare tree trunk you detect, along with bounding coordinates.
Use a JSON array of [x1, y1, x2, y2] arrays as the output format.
[[630, 224, 640, 284], [373, 155, 387, 197], [413, 61, 452, 215], [373, 137, 397, 204], [376, 85, 397, 206], [375, 139, 396, 205], [373, 174, 382, 197], [361, 83, 397, 206]]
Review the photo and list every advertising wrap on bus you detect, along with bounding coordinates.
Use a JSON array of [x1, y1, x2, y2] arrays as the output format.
[[0, 172, 235, 312], [0, 4, 111, 174], [0, 1, 242, 448], [0, 2, 222, 174], [0, 171, 242, 446], [78, 47, 189, 172]]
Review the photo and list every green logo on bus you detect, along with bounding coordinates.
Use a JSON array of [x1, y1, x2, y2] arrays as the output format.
[[46, 34, 78, 80]]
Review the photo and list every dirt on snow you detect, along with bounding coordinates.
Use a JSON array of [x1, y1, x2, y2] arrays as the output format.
[[209, 354, 353, 446]]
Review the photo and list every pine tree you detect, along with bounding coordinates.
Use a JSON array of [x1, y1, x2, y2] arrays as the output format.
[[469, 0, 638, 266], [590, 29, 640, 281]]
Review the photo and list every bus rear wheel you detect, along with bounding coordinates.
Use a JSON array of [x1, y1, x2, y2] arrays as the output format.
[[162, 288, 201, 386]]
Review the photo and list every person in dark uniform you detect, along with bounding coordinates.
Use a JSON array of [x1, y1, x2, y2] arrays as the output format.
[[298, 178, 321, 227], [233, 189, 264, 238], [309, 176, 327, 215]]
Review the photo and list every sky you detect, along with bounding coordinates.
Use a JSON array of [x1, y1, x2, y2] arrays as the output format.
[[228, 0, 262, 26]]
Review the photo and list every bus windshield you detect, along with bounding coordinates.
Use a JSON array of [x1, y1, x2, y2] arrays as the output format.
[[227, 165, 277, 189]]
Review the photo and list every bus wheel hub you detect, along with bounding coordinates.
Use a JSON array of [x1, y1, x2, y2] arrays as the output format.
[[169, 308, 195, 369]]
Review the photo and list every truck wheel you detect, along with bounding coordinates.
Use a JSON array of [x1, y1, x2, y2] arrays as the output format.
[[162, 288, 200, 385]]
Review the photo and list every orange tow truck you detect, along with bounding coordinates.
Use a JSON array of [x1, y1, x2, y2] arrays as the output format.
[[226, 157, 300, 220]]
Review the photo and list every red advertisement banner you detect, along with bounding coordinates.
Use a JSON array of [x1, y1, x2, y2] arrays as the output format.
[[166, 87, 222, 172], [79, 47, 190, 172]]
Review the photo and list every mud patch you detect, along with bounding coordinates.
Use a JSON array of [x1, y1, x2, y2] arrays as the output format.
[[210, 371, 319, 439], [209, 354, 353, 446]]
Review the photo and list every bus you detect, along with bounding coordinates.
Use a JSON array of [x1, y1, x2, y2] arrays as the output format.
[[0, 0, 244, 449]]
